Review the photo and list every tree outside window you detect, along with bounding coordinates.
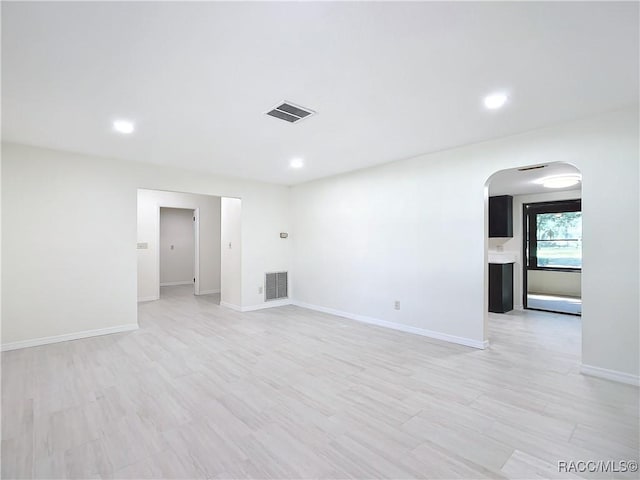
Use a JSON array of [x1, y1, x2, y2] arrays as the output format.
[[535, 212, 582, 268]]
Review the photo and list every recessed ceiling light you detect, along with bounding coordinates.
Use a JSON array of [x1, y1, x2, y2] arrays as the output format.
[[484, 92, 508, 110], [290, 158, 304, 169], [534, 174, 581, 189], [113, 119, 135, 134]]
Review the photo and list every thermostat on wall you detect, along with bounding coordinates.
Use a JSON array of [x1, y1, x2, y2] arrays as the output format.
[[137, 242, 148, 249], [280, 232, 288, 239]]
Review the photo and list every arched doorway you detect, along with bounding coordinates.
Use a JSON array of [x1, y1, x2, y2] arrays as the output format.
[[484, 162, 583, 351]]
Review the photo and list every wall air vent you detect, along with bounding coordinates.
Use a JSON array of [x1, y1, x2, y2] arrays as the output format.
[[266, 101, 316, 123], [265, 272, 288, 301], [518, 165, 547, 171]]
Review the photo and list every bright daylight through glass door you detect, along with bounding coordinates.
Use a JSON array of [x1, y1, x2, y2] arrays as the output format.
[[524, 199, 582, 315], [535, 211, 582, 269]]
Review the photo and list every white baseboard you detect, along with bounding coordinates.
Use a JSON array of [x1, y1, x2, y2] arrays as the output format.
[[581, 364, 639, 386], [242, 299, 292, 312], [197, 289, 220, 295], [219, 299, 293, 312], [220, 301, 242, 311], [160, 281, 193, 286], [138, 295, 159, 302], [1, 324, 139, 352], [292, 301, 488, 349]]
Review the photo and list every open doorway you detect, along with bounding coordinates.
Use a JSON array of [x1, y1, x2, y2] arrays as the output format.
[[484, 162, 583, 361], [486, 162, 582, 316], [159, 207, 196, 295], [523, 198, 582, 315], [137, 189, 222, 305]]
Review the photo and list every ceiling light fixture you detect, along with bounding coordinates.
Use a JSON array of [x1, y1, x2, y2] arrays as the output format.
[[535, 174, 581, 189], [290, 158, 304, 169], [483, 92, 508, 110], [113, 119, 135, 134]]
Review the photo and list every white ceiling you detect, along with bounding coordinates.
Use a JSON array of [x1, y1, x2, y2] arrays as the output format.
[[488, 163, 581, 196], [2, 2, 638, 185]]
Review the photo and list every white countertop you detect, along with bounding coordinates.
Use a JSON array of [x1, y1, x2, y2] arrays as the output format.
[[488, 251, 517, 264]]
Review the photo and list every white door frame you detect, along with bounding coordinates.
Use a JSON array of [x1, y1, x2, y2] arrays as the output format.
[[193, 207, 200, 295], [157, 206, 200, 298]]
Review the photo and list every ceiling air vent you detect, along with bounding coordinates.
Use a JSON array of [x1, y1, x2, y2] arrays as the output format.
[[266, 101, 316, 123]]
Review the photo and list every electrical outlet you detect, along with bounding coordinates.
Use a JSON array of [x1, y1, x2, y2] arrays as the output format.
[[258, 286, 263, 294], [394, 300, 401, 310]]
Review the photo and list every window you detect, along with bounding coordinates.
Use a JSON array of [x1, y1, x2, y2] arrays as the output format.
[[525, 199, 581, 271]]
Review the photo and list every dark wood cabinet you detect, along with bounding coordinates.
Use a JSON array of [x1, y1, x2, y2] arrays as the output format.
[[489, 263, 513, 313], [489, 195, 513, 238]]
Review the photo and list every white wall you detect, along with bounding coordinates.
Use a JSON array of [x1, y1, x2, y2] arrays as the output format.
[[528, 270, 581, 297], [1, 146, 139, 345], [137, 190, 221, 300], [1, 143, 290, 347], [160, 208, 195, 286], [488, 189, 582, 308], [221, 197, 242, 308], [291, 107, 639, 378]]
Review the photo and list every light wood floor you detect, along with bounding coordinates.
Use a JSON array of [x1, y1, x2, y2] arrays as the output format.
[[2, 285, 638, 479]]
